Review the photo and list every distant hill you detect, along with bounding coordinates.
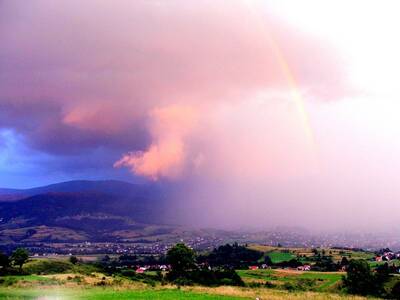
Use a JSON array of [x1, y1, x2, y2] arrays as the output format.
[[0, 188, 28, 202], [0, 180, 176, 243], [0, 180, 155, 201], [0, 188, 21, 194]]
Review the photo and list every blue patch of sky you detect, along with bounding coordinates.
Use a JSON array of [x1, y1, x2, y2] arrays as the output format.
[[0, 129, 140, 189]]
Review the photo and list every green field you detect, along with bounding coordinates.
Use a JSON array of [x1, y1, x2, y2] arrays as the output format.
[[0, 286, 374, 300], [0, 270, 370, 300], [0, 246, 386, 299], [237, 269, 343, 292], [0, 288, 244, 300], [248, 244, 376, 266], [266, 251, 296, 263]]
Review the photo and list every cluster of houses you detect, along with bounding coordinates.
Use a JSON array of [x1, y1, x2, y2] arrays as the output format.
[[375, 250, 400, 262], [248, 264, 311, 271], [297, 265, 311, 271], [135, 264, 169, 274]]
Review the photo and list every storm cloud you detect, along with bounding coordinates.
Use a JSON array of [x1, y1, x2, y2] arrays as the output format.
[[0, 0, 346, 172], [6, 1, 395, 232]]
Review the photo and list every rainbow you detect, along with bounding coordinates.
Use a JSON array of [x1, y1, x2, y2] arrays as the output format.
[[244, 1, 319, 165]]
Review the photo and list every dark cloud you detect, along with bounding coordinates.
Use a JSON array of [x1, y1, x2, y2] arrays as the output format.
[[0, 0, 350, 195], [0, 100, 149, 155]]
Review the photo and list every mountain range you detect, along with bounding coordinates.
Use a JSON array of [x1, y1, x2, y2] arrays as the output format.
[[0, 180, 179, 244]]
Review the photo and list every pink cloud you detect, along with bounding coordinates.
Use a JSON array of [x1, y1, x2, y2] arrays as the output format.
[[114, 105, 198, 180]]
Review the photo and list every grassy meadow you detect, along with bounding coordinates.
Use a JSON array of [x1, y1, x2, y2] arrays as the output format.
[[0, 278, 375, 300], [0, 261, 372, 300], [247, 244, 375, 264], [0, 245, 388, 299]]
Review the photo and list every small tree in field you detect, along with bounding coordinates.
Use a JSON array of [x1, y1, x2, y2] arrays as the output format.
[[264, 255, 273, 266], [11, 248, 29, 270], [340, 256, 349, 267], [166, 243, 196, 278], [343, 259, 375, 295], [69, 256, 78, 265]]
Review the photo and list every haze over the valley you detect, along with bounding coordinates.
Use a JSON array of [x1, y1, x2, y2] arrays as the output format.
[[1, 0, 400, 232]]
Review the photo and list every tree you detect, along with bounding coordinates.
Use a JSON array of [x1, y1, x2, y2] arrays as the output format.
[[264, 255, 273, 266], [375, 262, 391, 293], [69, 256, 78, 265], [340, 256, 349, 267], [10, 248, 29, 270], [102, 255, 110, 262], [343, 259, 375, 295], [390, 281, 400, 299], [0, 252, 9, 269], [166, 243, 196, 278], [313, 255, 338, 271], [198, 243, 263, 269]]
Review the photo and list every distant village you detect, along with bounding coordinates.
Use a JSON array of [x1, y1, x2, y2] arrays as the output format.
[[2, 229, 400, 257]]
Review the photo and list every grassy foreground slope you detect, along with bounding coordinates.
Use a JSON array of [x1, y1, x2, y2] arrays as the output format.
[[0, 271, 373, 299], [238, 269, 343, 291], [0, 288, 242, 300], [0, 273, 375, 300], [0, 287, 374, 300]]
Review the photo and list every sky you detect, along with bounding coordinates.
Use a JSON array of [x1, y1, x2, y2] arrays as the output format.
[[1, 0, 400, 231]]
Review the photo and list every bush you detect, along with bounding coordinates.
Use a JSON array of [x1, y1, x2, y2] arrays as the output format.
[[95, 280, 107, 286], [24, 260, 73, 275], [283, 282, 297, 291], [264, 281, 275, 288], [274, 258, 303, 268], [169, 268, 244, 287], [173, 277, 194, 286], [120, 269, 137, 278], [0, 277, 17, 286], [69, 275, 84, 283], [390, 281, 400, 299], [120, 268, 161, 286], [282, 279, 316, 291], [142, 278, 157, 287]]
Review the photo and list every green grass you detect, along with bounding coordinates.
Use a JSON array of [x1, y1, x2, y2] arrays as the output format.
[[369, 259, 400, 268], [1, 275, 51, 282], [0, 288, 244, 299], [266, 251, 296, 263], [293, 272, 342, 291], [0, 274, 59, 288], [237, 269, 342, 292], [248, 245, 376, 265]]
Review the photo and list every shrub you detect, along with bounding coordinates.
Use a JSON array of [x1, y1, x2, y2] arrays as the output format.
[[390, 281, 400, 299], [24, 260, 73, 275], [282, 279, 316, 291], [0, 277, 17, 286], [173, 277, 194, 286], [120, 269, 137, 278], [169, 268, 244, 287]]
